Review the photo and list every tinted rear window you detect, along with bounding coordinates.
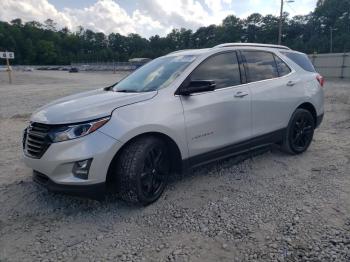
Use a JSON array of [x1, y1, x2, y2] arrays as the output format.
[[281, 52, 316, 72], [241, 51, 279, 82]]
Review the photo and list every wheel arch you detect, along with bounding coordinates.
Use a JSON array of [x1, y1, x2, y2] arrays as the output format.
[[105, 132, 183, 188], [296, 102, 317, 126]]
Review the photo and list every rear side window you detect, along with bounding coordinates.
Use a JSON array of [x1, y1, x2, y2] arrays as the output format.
[[190, 52, 241, 89], [241, 51, 278, 82], [281, 52, 316, 72], [274, 55, 291, 76]]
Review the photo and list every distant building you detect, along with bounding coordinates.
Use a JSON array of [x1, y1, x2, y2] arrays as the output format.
[[128, 58, 152, 69], [128, 58, 152, 63]]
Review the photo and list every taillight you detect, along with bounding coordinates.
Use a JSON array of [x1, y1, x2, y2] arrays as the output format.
[[316, 74, 324, 87]]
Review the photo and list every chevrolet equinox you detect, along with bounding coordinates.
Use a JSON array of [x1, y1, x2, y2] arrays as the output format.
[[23, 43, 324, 205]]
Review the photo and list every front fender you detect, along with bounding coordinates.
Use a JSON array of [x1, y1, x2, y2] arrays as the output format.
[[98, 95, 189, 160]]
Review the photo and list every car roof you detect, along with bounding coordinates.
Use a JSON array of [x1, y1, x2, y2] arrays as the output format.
[[165, 43, 293, 57]]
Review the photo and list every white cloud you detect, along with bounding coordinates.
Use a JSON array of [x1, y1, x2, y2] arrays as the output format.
[[1, 0, 72, 28], [205, 0, 224, 13], [132, 10, 163, 31], [0, 0, 317, 37], [0, 0, 235, 36], [0, 0, 171, 36], [137, 0, 235, 32], [137, 0, 208, 30], [63, 0, 136, 35]]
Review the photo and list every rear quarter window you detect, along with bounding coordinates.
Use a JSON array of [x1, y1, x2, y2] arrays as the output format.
[[274, 55, 291, 76], [281, 52, 316, 72]]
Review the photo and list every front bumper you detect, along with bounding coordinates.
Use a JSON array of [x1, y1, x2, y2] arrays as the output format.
[[33, 171, 105, 199], [23, 130, 122, 197]]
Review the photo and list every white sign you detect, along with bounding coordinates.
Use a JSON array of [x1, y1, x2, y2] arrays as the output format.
[[0, 52, 15, 59]]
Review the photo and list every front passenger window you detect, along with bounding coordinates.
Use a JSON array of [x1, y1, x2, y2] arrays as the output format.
[[191, 52, 241, 89]]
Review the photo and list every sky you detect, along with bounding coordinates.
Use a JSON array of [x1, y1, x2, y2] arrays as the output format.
[[0, 0, 317, 38]]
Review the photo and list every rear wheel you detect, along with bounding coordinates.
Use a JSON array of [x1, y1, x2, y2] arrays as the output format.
[[282, 109, 315, 154], [115, 137, 170, 205]]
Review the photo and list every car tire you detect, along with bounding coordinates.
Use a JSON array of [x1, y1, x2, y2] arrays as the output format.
[[116, 136, 170, 205], [282, 109, 315, 155]]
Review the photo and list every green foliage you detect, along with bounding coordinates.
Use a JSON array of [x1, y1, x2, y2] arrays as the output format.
[[0, 0, 349, 65]]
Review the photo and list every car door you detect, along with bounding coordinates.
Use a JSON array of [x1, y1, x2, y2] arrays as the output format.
[[179, 51, 252, 162], [240, 50, 301, 138]]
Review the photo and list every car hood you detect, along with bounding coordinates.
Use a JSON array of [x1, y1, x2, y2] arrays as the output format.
[[31, 89, 157, 124]]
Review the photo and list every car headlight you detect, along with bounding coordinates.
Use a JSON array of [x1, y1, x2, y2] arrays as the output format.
[[49, 117, 110, 143]]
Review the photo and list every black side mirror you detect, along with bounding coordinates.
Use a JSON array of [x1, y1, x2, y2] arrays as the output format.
[[178, 80, 216, 96]]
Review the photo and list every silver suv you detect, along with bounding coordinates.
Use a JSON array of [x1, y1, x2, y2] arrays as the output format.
[[23, 43, 324, 205]]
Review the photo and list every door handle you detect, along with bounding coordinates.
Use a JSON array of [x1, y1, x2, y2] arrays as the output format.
[[234, 91, 248, 98], [286, 81, 296, 86]]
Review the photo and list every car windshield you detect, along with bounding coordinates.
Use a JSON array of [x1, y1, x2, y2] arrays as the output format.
[[113, 55, 197, 92]]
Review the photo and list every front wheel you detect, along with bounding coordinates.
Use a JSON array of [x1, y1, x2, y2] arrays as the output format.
[[115, 137, 170, 205], [282, 109, 315, 154]]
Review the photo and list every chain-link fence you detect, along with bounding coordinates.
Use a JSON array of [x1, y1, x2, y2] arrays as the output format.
[[18, 53, 346, 78], [70, 61, 147, 71], [309, 53, 350, 78]]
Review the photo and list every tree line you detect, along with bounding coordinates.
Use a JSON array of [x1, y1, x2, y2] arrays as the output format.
[[0, 0, 349, 65]]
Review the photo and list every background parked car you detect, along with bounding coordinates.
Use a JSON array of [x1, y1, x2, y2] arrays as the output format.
[[0, 65, 12, 72], [69, 67, 79, 73]]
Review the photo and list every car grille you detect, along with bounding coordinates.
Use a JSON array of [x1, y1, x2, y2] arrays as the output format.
[[23, 122, 51, 158]]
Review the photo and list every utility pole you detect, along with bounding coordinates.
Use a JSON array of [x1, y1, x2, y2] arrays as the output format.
[[278, 0, 284, 45], [6, 55, 12, 84], [0, 51, 14, 84], [330, 27, 337, 53], [278, 0, 295, 45]]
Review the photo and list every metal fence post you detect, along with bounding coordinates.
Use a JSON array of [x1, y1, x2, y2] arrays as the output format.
[[340, 53, 347, 79], [312, 53, 317, 65], [6, 56, 12, 84]]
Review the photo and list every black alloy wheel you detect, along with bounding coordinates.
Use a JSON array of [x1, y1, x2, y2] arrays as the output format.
[[116, 137, 170, 205], [291, 113, 314, 152], [139, 145, 168, 200], [282, 108, 315, 154]]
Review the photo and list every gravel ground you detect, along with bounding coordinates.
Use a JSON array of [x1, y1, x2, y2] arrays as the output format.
[[0, 71, 349, 261]]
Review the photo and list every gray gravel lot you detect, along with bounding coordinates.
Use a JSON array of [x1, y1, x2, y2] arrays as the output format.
[[0, 71, 349, 261]]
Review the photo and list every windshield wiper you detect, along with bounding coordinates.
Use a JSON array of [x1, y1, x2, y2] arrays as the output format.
[[115, 89, 139, 93]]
